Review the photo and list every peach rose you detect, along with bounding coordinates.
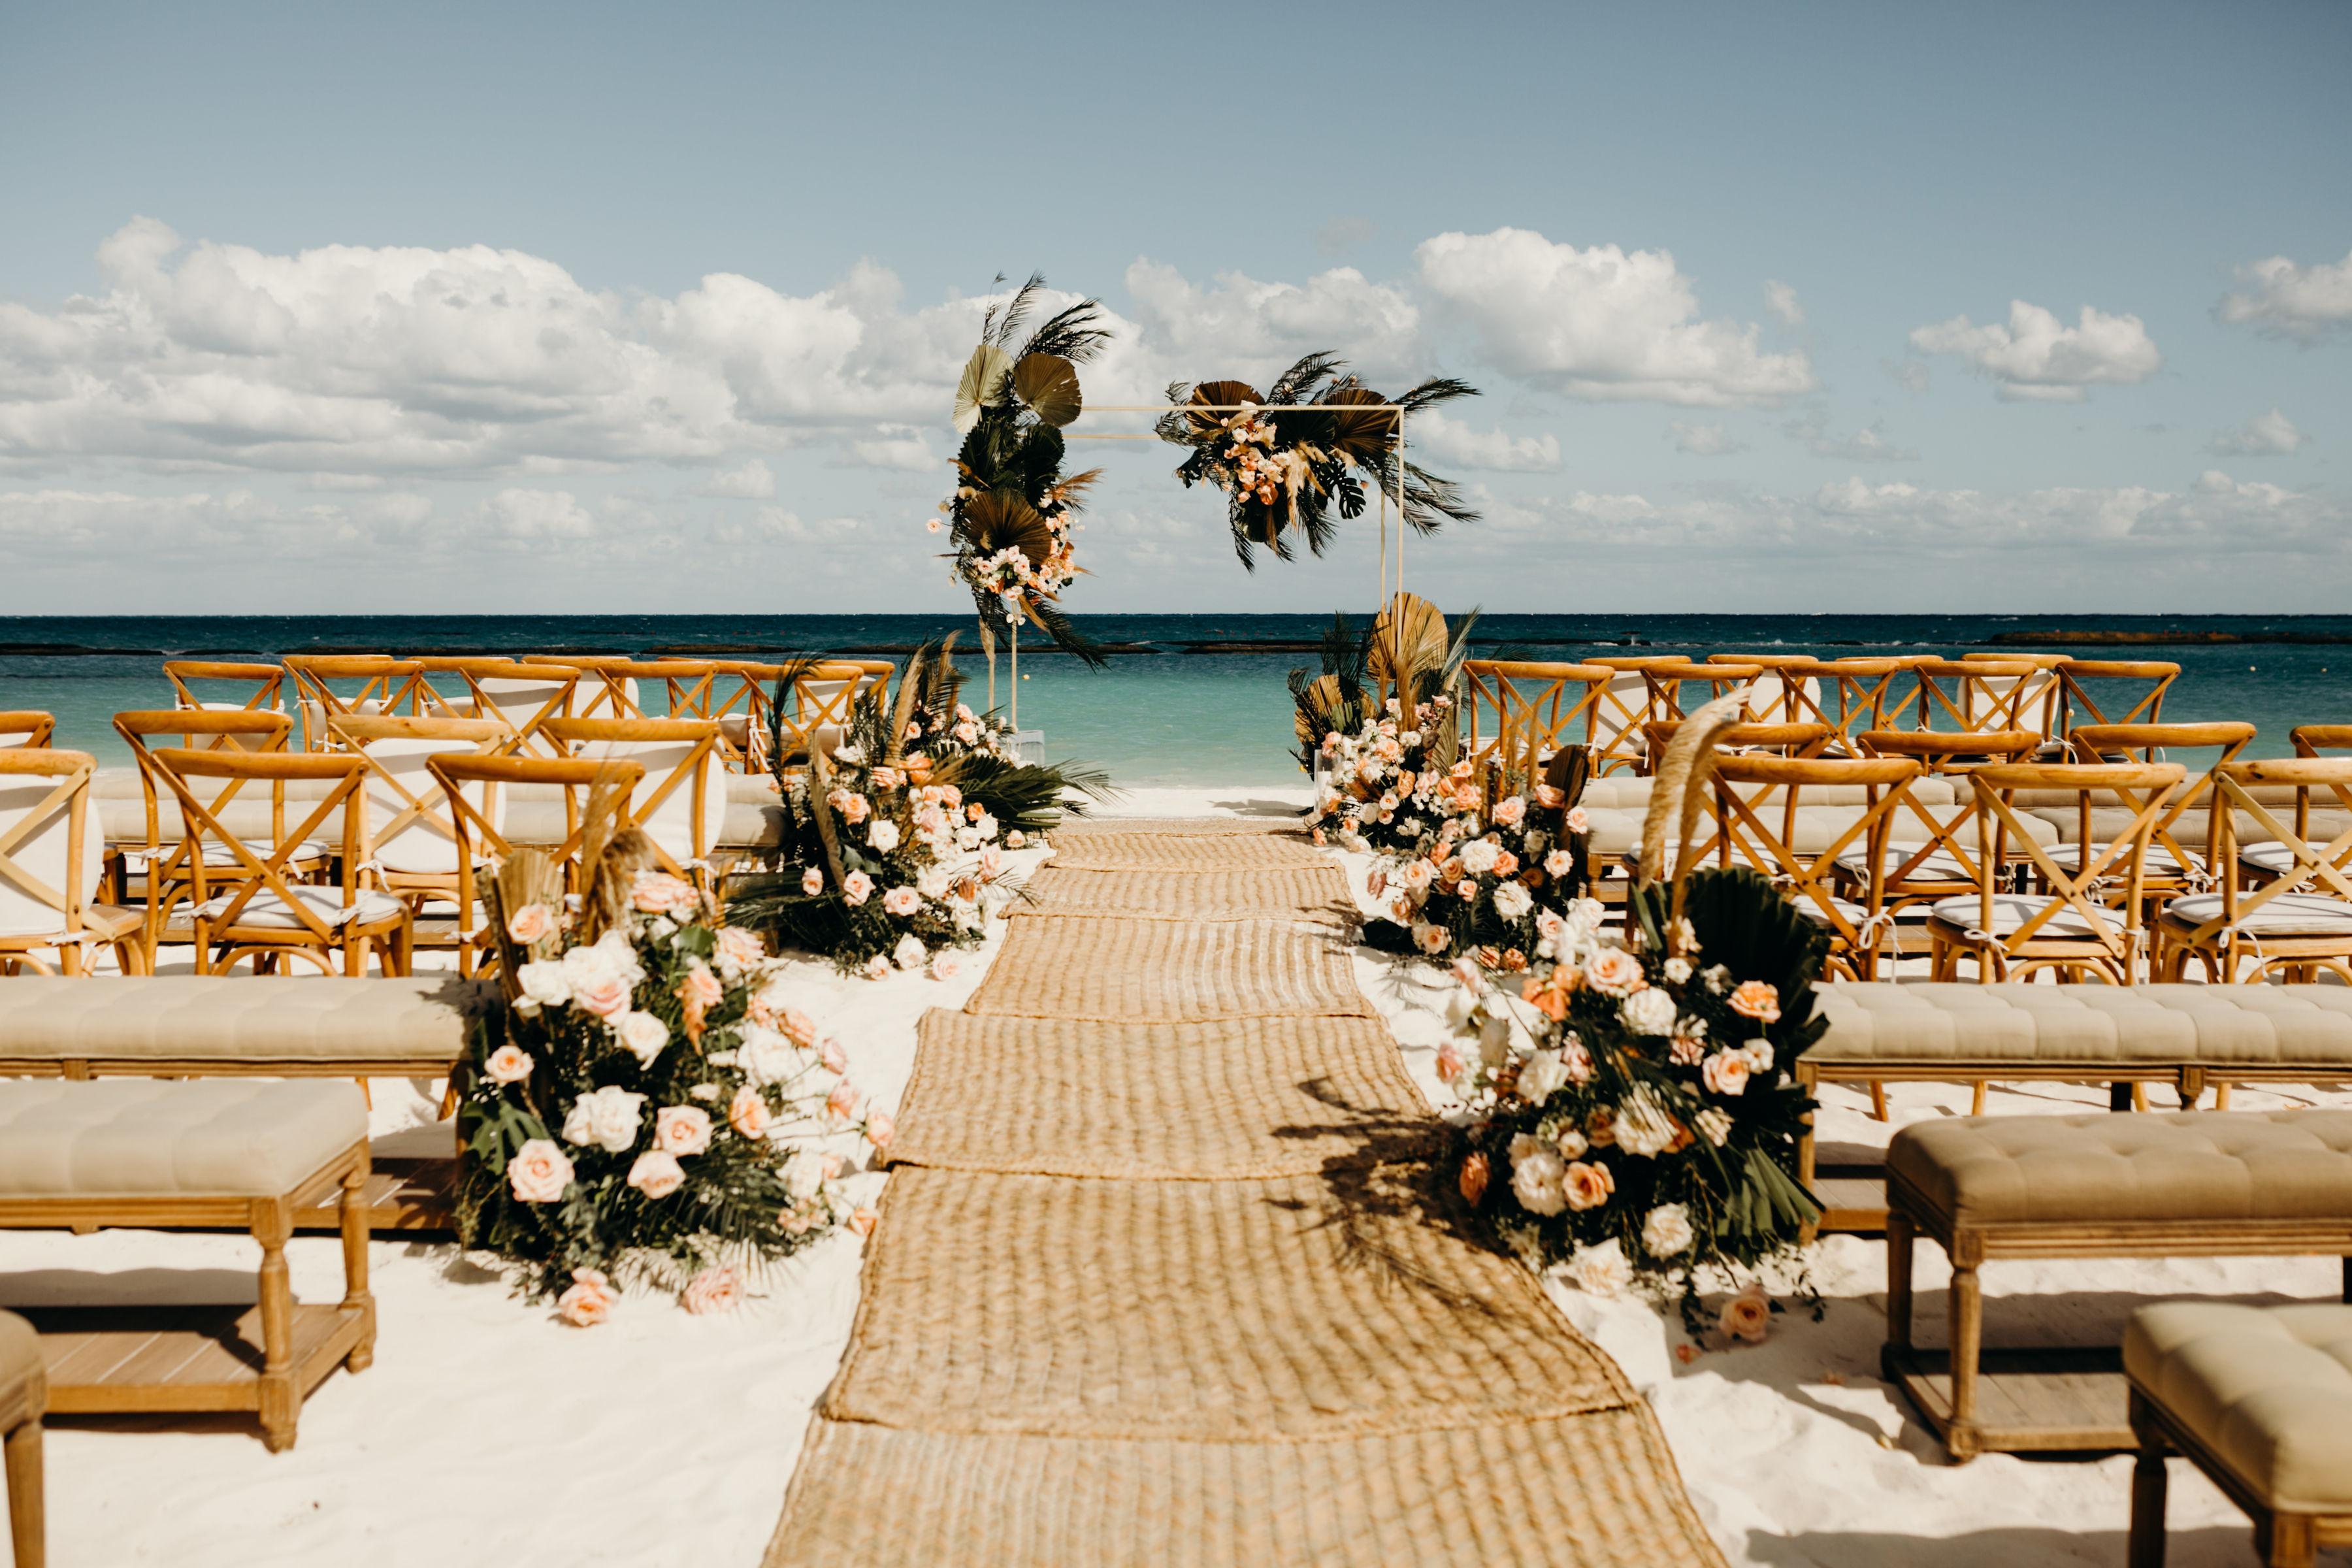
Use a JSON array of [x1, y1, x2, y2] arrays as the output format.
[[777, 1006, 820, 1048], [1720, 1285, 1772, 1345], [714, 926, 764, 971], [1535, 784, 1564, 808], [1459, 1151, 1490, 1205], [1544, 849, 1576, 879], [678, 963, 723, 1011], [1435, 1039, 1465, 1083], [485, 1044, 534, 1084], [849, 1207, 879, 1239], [826, 1079, 861, 1120], [928, 951, 961, 982], [632, 872, 696, 913], [865, 1109, 895, 1151], [574, 975, 632, 1019], [555, 1267, 616, 1327], [507, 1138, 573, 1203], [506, 902, 552, 944], [680, 1265, 743, 1316], [655, 1105, 713, 1157], [1561, 1159, 1616, 1211], [727, 1085, 770, 1139], [1728, 981, 1781, 1023], [883, 885, 921, 917], [819, 1036, 847, 1074], [841, 872, 874, 906], [1565, 806, 1590, 835], [627, 1150, 685, 1200], [1584, 947, 1646, 997], [801, 867, 825, 895], [870, 766, 902, 792], [1703, 1051, 1751, 1097], [1493, 795, 1526, 827]]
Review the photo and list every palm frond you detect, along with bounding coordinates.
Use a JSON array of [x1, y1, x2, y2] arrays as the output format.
[[1020, 299, 1113, 365]]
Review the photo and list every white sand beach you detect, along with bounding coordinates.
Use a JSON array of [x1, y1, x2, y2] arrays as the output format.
[[3, 793, 2345, 1567]]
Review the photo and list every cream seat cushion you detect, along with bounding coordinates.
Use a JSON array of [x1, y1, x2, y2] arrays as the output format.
[[2159, 892, 2352, 935], [195, 886, 408, 930], [2240, 841, 2352, 880], [0, 973, 494, 1064], [1833, 844, 1976, 883], [0, 1309, 41, 1432], [1810, 981, 2352, 1071], [2125, 1301, 2352, 1514], [0, 1079, 368, 1198], [1887, 1109, 2352, 1226], [1927, 891, 2109, 938]]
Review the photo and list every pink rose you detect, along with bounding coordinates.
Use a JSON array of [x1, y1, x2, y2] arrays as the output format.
[[1005, 830, 1026, 849], [1565, 806, 1590, 835], [508, 1138, 574, 1203], [727, 1085, 770, 1139], [866, 1110, 895, 1151], [1729, 981, 1782, 1023], [714, 926, 764, 971], [861, 955, 890, 980], [1435, 1039, 1465, 1083], [485, 1045, 534, 1085], [1703, 1051, 1751, 1097], [801, 867, 825, 896], [979, 845, 1004, 879], [1584, 947, 1646, 997], [1493, 796, 1526, 827], [506, 903, 551, 943], [627, 1150, 685, 1199], [1544, 849, 1575, 879], [928, 951, 961, 982], [575, 975, 632, 1018], [870, 767, 902, 792], [836, 792, 870, 825], [819, 1037, 847, 1074], [678, 963, 723, 1010], [680, 1266, 743, 1316], [826, 1080, 861, 1120], [883, 886, 921, 917], [1720, 1285, 1772, 1345], [655, 1105, 713, 1156], [632, 872, 696, 914], [555, 1267, 616, 1327], [841, 872, 874, 907]]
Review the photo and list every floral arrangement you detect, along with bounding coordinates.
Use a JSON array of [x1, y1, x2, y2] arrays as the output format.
[[455, 841, 878, 1316], [1156, 353, 1480, 568], [1309, 694, 1462, 857], [1441, 867, 1827, 1329], [940, 274, 1111, 666], [1367, 770, 1593, 966]]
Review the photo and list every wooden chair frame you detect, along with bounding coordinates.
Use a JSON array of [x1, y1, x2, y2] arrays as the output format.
[[328, 715, 517, 973], [1, 1311, 35, 1567], [1710, 754, 1922, 980], [164, 660, 285, 715], [110, 710, 303, 955], [413, 658, 580, 757], [427, 755, 646, 958], [1928, 762, 2182, 984], [537, 656, 649, 721], [0, 712, 54, 749], [2157, 759, 2352, 985], [1584, 657, 1686, 776], [1460, 659, 1612, 793], [1912, 659, 2060, 744], [1646, 661, 1761, 723], [771, 662, 885, 771], [282, 656, 427, 751], [148, 749, 411, 977], [1844, 730, 2044, 920], [2291, 725, 2352, 760], [1705, 654, 1817, 727], [0, 749, 147, 977], [1643, 721, 1834, 764], [539, 717, 723, 881], [2056, 659, 2177, 739], [2063, 722, 2255, 906]]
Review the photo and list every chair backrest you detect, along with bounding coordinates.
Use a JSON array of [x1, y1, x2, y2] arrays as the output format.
[[702, 661, 789, 771], [1643, 721, 1834, 761], [1460, 660, 1613, 789], [1963, 761, 2184, 965], [1584, 657, 1685, 776], [426, 754, 647, 938], [0, 749, 104, 941], [2291, 726, 2352, 759], [2070, 722, 2255, 882], [112, 710, 295, 857], [282, 655, 427, 749], [1913, 659, 2059, 740], [163, 660, 286, 714], [539, 717, 725, 874], [415, 658, 580, 756], [146, 749, 372, 941], [1648, 661, 1761, 722], [1959, 652, 2064, 736], [0, 712, 55, 749], [773, 661, 887, 767], [1850, 728, 2043, 893], [1708, 753, 1923, 951], [2057, 660, 2178, 738], [1707, 655, 1820, 728], [328, 715, 515, 877], [2188, 759, 2352, 943], [538, 656, 648, 721], [1804, 659, 1910, 753]]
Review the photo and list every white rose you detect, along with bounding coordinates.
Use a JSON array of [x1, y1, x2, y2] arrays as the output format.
[[736, 1022, 806, 1087], [1621, 988, 1677, 1036], [868, 819, 902, 853], [561, 1085, 647, 1153], [1642, 1203, 1694, 1259], [917, 865, 954, 899], [892, 933, 927, 971], [516, 960, 572, 1008], [1509, 1143, 1568, 1216], [782, 1148, 827, 1200], [615, 1010, 668, 1067], [1613, 1088, 1679, 1158], [1491, 881, 1533, 922], [1567, 898, 1606, 936], [1518, 1049, 1570, 1107], [1739, 1038, 1775, 1074], [1663, 956, 1693, 984], [1458, 839, 1501, 877], [1565, 1238, 1632, 1297]]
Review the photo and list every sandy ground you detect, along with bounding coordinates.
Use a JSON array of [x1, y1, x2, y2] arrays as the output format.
[[5, 787, 2346, 1565]]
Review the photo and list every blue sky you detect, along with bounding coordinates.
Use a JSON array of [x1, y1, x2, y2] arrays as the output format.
[[3, 0, 2347, 613]]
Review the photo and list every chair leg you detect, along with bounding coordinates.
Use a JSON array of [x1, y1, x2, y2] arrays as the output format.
[[340, 1158, 377, 1373], [3, 1416, 42, 1568], [1869, 1081, 1889, 1121], [1884, 1209, 1916, 1353], [2260, 1514, 2316, 1568], [1970, 1080, 1987, 1116]]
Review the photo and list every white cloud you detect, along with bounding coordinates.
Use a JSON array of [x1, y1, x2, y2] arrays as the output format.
[[1119, 259, 1420, 388], [1882, 358, 1931, 395], [2209, 408, 2306, 456], [1908, 301, 2161, 401], [1763, 280, 1804, 326], [1405, 409, 1559, 472], [1784, 409, 1919, 461], [837, 427, 941, 473], [1668, 421, 1746, 456], [693, 457, 776, 498], [2217, 250, 2352, 341], [480, 487, 596, 540], [1414, 227, 1815, 406], [0, 485, 433, 559]]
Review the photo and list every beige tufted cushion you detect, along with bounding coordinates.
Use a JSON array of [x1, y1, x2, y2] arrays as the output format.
[[0, 1308, 41, 1432], [0, 1079, 367, 1198], [1810, 982, 2352, 1070], [2126, 1301, 2352, 1514], [1887, 1109, 2352, 1226], [0, 973, 495, 1064]]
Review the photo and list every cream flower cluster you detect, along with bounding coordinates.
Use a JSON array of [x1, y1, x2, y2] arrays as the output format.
[[1307, 700, 1460, 855]]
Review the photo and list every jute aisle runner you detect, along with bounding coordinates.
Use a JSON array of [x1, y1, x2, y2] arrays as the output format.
[[765, 820, 1725, 1567]]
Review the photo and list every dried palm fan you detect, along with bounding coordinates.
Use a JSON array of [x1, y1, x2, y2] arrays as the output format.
[[1182, 380, 1265, 437], [1292, 671, 1351, 753], [1635, 693, 1748, 936], [578, 826, 661, 947], [482, 847, 565, 1001], [1539, 745, 1593, 830], [1366, 591, 1449, 710]]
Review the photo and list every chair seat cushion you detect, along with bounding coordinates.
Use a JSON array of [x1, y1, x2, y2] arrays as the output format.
[[2159, 892, 2352, 936], [0, 973, 494, 1065], [194, 887, 408, 930], [2125, 1301, 2352, 1514], [1809, 981, 2352, 1070], [2042, 841, 2198, 879], [1833, 843, 1976, 883], [0, 1079, 367, 1198], [1887, 1109, 2352, 1226], [1927, 892, 2107, 938], [0, 1308, 41, 1431]]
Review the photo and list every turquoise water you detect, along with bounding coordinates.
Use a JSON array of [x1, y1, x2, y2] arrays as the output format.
[[5, 613, 2349, 786]]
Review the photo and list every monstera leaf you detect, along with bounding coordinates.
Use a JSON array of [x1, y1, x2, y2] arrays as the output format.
[[953, 344, 1014, 434], [1013, 353, 1082, 427], [1184, 380, 1265, 436], [961, 491, 1054, 566]]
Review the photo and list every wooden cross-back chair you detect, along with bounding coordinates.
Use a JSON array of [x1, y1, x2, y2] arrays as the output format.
[[281, 656, 428, 751], [0, 749, 146, 975], [539, 717, 726, 885], [1708, 753, 1925, 982], [0, 713, 54, 749], [1804, 659, 1912, 755], [110, 710, 304, 952], [1926, 762, 2183, 985], [772, 661, 889, 771], [2057, 723, 2256, 913], [146, 749, 412, 977], [1585, 656, 1691, 776], [700, 661, 789, 772], [1842, 729, 2044, 922], [1911, 659, 2059, 746], [417, 659, 582, 757], [1707, 655, 1819, 727], [1961, 652, 2065, 738], [1648, 661, 1761, 723], [1643, 721, 1834, 764], [427, 755, 646, 962], [2155, 758, 2352, 986], [328, 715, 515, 974], [2057, 659, 2178, 741], [1460, 660, 1612, 794], [536, 656, 649, 721], [164, 660, 285, 714]]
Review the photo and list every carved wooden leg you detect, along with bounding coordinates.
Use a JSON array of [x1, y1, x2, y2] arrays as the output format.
[[1948, 1246, 1984, 1462], [2261, 1514, 2315, 1568], [1884, 1209, 1916, 1354], [340, 1153, 376, 1373], [2127, 1392, 2167, 1568], [4, 1416, 42, 1568], [253, 1199, 297, 1452]]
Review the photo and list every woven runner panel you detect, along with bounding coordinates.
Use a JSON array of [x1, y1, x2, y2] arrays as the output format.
[[821, 1166, 1631, 1441], [889, 1013, 1435, 1179], [1047, 829, 1329, 872], [964, 915, 1371, 1021], [1014, 864, 1357, 923], [1058, 817, 1310, 837], [765, 1409, 1725, 1568]]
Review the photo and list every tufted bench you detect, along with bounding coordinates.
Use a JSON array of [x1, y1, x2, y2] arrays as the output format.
[[2126, 1303, 2352, 1567], [0, 1080, 376, 1452], [1, 1311, 38, 1568], [1800, 983, 2352, 1229], [1882, 1109, 2352, 1460]]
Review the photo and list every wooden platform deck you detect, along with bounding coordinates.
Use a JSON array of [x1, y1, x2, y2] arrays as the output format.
[[1880, 1345, 2131, 1455], [25, 1301, 369, 1420], [295, 1155, 457, 1233]]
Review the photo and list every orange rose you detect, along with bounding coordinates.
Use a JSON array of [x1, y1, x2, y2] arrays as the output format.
[[1561, 1160, 1616, 1211], [1459, 1151, 1491, 1204], [1729, 981, 1782, 1023]]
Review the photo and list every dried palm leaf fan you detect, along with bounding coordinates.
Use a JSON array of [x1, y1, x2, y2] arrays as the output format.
[[1184, 380, 1264, 436], [1635, 692, 1748, 938], [578, 826, 662, 946], [482, 848, 564, 1001], [1367, 591, 1450, 710]]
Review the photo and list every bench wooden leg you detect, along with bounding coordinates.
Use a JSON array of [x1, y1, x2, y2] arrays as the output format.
[[339, 1157, 376, 1375], [1884, 1209, 1916, 1352], [1947, 1247, 1984, 1462], [2259, 1514, 2315, 1568], [253, 1199, 297, 1453], [2127, 1392, 2167, 1568], [3, 1416, 41, 1568]]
